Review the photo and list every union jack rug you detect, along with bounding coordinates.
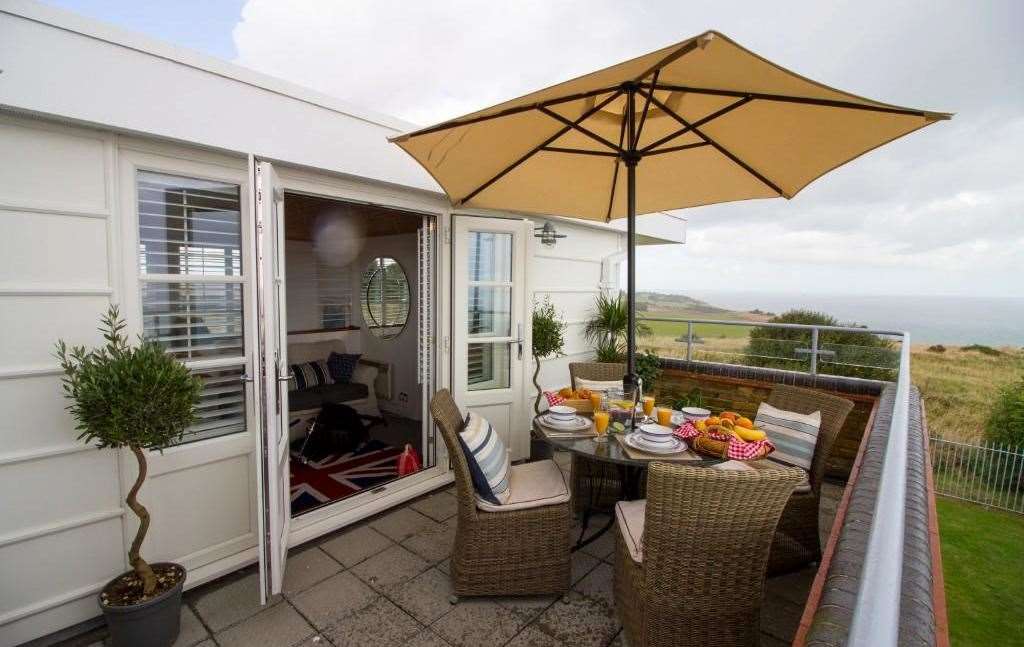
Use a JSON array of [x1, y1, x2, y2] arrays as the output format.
[[290, 440, 403, 515]]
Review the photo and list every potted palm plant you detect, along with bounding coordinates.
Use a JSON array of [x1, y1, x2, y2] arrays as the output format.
[[582, 293, 651, 362], [56, 306, 202, 647]]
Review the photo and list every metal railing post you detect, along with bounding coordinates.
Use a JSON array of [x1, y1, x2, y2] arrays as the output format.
[[810, 327, 819, 375], [686, 321, 693, 362]]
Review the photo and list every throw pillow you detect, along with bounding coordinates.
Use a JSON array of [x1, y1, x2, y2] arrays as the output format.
[[328, 352, 362, 383], [287, 359, 334, 391], [458, 412, 511, 506], [754, 402, 822, 471], [574, 378, 623, 393]]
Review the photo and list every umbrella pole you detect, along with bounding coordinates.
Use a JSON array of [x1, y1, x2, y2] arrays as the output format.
[[624, 84, 639, 397]]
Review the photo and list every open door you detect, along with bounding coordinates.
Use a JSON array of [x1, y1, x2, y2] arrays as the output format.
[[452, 215, 530, 458], [253, 158, 291, 603]]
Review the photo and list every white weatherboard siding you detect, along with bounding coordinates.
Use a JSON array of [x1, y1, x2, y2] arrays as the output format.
[[528, 217, 626, 399]]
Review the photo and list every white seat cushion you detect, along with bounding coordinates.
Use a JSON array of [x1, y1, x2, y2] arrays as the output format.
[[475, 459, 570, 512], [615, 499, 646, 563], [714, 460, 812, 494]]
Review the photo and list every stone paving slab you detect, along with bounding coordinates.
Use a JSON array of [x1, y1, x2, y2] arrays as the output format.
[[58, 453, 837, 647]]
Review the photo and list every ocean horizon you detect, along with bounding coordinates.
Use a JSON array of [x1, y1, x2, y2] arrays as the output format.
[[675, 290, 1024, 347]]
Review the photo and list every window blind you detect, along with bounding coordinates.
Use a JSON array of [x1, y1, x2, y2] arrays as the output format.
[[136, 171, 247, 444]]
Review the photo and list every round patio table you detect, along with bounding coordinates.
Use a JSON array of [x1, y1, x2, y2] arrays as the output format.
[[533, 413, 724, 551]]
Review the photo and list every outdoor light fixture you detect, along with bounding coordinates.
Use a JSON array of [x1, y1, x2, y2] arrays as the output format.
[[534, 222, 567, 247]]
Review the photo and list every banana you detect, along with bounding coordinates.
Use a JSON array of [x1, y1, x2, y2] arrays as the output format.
[[734, 426, 767, 442]]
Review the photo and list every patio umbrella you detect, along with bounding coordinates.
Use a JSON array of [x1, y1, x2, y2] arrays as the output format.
[[390, 30, 949, 388]]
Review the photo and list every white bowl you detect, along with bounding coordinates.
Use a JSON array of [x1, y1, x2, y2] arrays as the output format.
[[638, 423, 674, 443], [680, 407, 711, 421], [548, 405, 577, 419]]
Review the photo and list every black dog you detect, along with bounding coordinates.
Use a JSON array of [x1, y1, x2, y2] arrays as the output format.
[[293, 402, 371, 463]]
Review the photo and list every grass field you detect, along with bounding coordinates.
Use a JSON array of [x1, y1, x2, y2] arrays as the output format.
[[937, 497, 1024, 645], [912, 346, 1023, 443]]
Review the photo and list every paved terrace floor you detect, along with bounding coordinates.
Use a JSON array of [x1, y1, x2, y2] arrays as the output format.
[[65, 451, 842, 647]]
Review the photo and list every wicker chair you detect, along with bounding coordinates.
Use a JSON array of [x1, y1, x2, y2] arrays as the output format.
[[765, 384, 854, 575], [568, 362, 633, 513], [428, 389, 571, 597], [614, 462, 805, 647]]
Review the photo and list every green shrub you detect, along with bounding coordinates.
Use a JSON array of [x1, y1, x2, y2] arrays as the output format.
[[985, 376, 1024, 448], [964, 344, 1002, 357], [743, 309, 896, 380], [927, 344, 947, 353], [583, 292, 651, 362], [635, 349, 662, 393]]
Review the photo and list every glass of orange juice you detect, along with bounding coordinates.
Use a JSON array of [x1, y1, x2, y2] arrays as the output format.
[[589, 392, 603, 412], [656, 406, 673, 427], [642, 396, 656, 420], [593, 410, 610, 442]]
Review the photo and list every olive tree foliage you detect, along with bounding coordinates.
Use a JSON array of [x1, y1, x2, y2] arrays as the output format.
[[532, 298, 566, 413], [56, 306, 202, 596]]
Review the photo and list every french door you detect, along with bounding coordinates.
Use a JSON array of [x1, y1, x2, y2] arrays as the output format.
[[252, 158, 290, 603], [452, 215, 530, 459]]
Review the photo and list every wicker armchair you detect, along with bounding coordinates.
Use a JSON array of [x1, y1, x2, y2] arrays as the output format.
[[568, 362, 634, 513], [614, 462, 804, 647], [765, 384, 854, 575], [428, 389, 571, 597]]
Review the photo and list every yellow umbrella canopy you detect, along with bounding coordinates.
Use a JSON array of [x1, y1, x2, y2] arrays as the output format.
[[391, 30, 950, 221]]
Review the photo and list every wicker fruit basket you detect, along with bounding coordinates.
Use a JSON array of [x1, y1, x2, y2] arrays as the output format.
[[677, 422, 775, 461]]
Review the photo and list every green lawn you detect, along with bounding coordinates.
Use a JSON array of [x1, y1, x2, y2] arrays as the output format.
[[937, 497, 1024, 645], [640, 318, 753, 340]]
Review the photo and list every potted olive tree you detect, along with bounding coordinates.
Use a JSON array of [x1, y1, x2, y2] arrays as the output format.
[[56, 306, 202, 647], [532, 298, 566, 414]]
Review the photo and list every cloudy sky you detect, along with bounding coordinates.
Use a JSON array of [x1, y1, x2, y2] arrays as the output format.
[[49, 0, 1024, 298]]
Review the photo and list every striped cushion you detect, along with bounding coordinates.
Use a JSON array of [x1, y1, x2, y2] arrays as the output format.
[[754, 402, 821, 471], [458, 412, 511, 506], [287, 359, 334, 391]]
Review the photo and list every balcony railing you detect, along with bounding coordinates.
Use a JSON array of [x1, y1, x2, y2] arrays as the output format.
[[640, 318, 919, 647]]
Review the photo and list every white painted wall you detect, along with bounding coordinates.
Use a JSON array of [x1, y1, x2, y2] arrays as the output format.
[[527, 216, 626, 405]]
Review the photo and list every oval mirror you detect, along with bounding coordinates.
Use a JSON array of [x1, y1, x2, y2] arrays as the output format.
[[360, 257, 410, 339]]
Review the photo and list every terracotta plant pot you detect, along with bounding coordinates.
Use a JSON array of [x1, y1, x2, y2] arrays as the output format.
[[99, 562, 185, 647]]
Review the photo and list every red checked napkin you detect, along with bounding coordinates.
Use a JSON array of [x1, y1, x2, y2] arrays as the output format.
[[674, 422, 776, 461], [544, 391, 566, 407]]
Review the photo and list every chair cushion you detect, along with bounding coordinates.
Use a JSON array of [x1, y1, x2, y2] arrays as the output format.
[[713, 460, 812, 494], [328, 352, 362, 383], [459, 412, 512, 506], [288, 359, 334, 391], [754, 402, 822, 472], [574, 378, 623, 393], [288, 382, 369, 412], [476, 459, 570, 512], [615, 499, 646, 563]]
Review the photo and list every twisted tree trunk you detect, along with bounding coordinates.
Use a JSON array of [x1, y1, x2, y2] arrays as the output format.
[[533, 357, 543, 414], [127, 445, 157, 596]]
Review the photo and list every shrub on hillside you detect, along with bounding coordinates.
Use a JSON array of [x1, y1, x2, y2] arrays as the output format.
[[964, 344, 1002, 356], [927, 344, 947, 353], [985, 376, 1024, 449], [743, 309, 897, 380]]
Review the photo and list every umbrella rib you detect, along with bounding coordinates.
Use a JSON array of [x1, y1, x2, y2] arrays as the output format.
[[605, 101, 630, 222], [537, 106, 623, 153], [392, 86, 622, 140], [644, 141, 710, 156], [632, 70, 659, 149], [540, 146, 619, 157], [456, 90, 624, 206], [651, 83, 943, 118], [640, 96, 752, 153], [638, 88, 787, 197]]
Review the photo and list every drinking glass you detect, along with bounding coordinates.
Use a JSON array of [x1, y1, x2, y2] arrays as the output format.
[[656, 407, 673, 427], [642, 396, 656, 421], [593, 410, 610, 443]]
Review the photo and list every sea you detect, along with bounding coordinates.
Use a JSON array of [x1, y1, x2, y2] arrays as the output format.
[[681, 290, 1024, 347]]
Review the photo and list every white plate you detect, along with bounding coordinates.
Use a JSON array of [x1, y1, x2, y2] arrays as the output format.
[[639, 423, 674, 437], [625, 433, 686, 454], [541, 415, 590, 431]]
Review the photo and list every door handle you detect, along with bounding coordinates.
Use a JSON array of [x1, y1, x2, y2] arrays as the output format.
[[240, 374, 255, 384], [514, 323, 524, 360], [277, 372, 295, 383]]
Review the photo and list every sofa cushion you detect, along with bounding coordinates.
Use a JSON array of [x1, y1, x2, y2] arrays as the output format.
[[288, 382, 369, 412], [328, 352, 362, 383], [288, 359, 334, 391], [614, 499, 646, 563], [476, 459, 570, 512]]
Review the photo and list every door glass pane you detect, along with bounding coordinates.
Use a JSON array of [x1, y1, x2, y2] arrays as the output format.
[[468, 232, 512, 283], [141, 281, 244, 360], [468, 286, 511, 337], [467, 342, 511, 391]]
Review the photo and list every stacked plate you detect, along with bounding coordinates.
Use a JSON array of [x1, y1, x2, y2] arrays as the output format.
[[541, 405, 590, 431], [625, 423, 686, 454]]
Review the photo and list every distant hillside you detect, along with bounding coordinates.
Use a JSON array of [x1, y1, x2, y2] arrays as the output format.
[[634, 291, 772, 320]]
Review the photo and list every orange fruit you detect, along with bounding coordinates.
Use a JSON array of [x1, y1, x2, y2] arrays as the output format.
[[705, 416, 721, 426], [558, 387, 573, 398], [735, 417, 754, 429], [720, 411, 739, 422]]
